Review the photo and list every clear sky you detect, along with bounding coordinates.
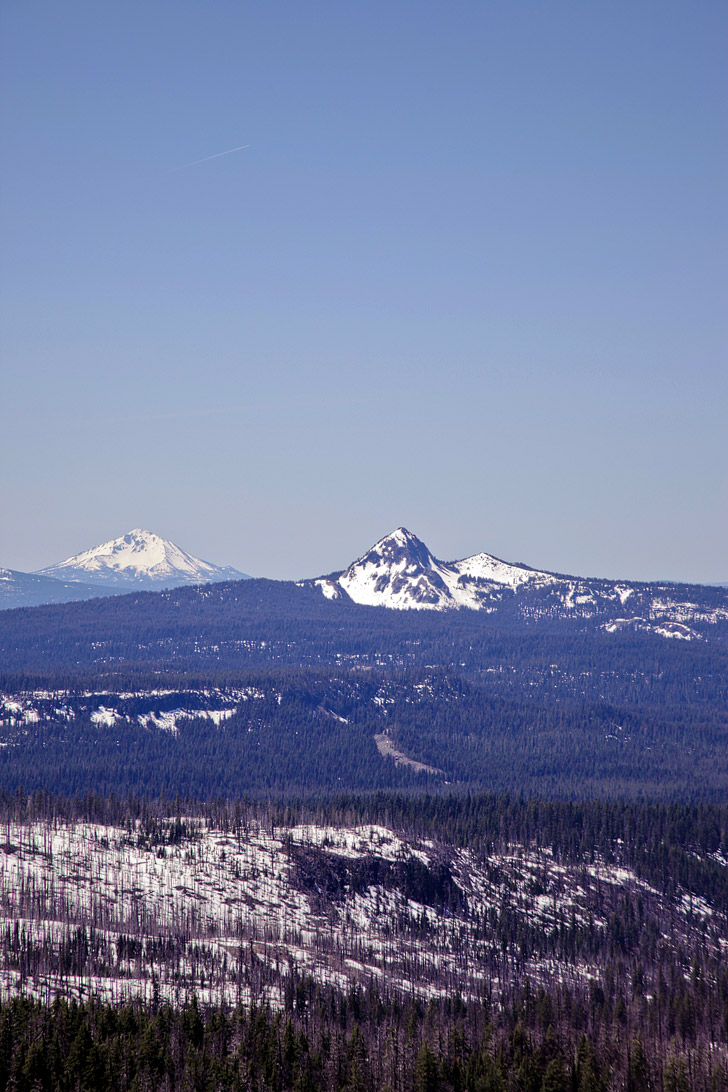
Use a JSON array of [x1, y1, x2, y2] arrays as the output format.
[[1, 1, 726, 582]]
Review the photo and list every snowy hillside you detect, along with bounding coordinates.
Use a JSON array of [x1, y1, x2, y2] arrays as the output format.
[[36, 529, 249, 590], [1, 814, 724, 1009]]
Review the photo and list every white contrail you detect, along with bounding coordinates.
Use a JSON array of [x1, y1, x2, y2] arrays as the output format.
[[173, 144, 250, 170]]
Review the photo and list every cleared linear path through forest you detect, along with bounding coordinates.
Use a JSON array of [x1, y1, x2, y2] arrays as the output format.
[[374, 732, 443, 775]]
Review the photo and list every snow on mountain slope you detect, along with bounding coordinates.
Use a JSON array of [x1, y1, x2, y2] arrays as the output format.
[[335, 528, 555, 611], [0, 816, 723, 1008], [314, 528, 728, 637], [36, 529, 249, 589], [338, 528, 460, 610], [451, 550, 555, 588]]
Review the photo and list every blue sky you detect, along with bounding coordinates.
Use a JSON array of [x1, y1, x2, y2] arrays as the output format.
[[1, 1, 726, 581]]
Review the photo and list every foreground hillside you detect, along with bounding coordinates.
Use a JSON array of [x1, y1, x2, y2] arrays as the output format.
[[0, 794, 726, 1090], [1, 795, 726, 1005]]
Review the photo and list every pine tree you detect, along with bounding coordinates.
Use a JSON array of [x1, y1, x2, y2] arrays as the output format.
[[663, 1056, 691, 1092], [627, 1034, 651, 1092], [540, 1055, 568, 1092], [414, 1042, 441, 1092]]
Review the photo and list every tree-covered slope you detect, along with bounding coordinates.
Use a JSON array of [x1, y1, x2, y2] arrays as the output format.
[[0, 578, 726, 800]]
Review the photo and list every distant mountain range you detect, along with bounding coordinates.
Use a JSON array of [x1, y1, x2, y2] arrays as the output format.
[[2, 527, 726, 639], [2, 528, 728, 799], [1, 529, 249, 608]]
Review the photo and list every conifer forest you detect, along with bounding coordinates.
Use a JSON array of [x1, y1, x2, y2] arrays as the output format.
[[1, 582, 727, 1089]]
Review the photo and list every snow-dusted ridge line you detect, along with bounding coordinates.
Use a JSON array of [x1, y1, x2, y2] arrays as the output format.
[[0, 686, 271, 736], [306, 526, 728, 634], [6, 524, 728, 627], [36, 528, 250, 589]]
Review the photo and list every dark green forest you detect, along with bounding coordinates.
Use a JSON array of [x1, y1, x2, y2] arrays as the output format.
[[2, 974, 726, 1092]]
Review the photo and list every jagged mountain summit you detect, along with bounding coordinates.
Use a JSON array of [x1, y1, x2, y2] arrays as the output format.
[[36, 529, 250, 590], [314, 526, 556, 611], [310, 526, 728, 640]]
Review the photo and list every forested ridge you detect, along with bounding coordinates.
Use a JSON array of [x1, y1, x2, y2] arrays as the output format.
[[0, 793, 726, 1087], [1, 792, 727, 1008], [2, 576, 727, 800], [2, 650, 726, 797], [0, 794, 724, 1083], [2, 576, 728, 679]]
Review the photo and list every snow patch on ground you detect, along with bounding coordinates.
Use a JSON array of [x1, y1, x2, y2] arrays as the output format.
[[137, 708, 236, 734], [313, 579, 343, 600], [91, 707, 122, 727], [602, 618, 700, 641]]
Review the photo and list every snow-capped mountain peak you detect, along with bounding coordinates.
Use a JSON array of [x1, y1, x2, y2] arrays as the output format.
[[362, 527, 436, 567], [338, 527, 456, 610], [321, 527, 558, 611], [309, 528, 728, 641], [36, 529, 249, 590]]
